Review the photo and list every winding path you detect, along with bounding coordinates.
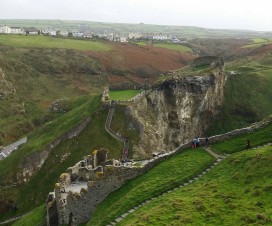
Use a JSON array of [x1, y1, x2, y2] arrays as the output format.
[[105, 101, 129, 159]]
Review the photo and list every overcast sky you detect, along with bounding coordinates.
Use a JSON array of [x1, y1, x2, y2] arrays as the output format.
[[0, 0, 271, 31]]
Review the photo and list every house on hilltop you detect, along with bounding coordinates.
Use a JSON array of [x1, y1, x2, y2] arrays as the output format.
[[10, 27, 24, 34], [0, 25, 11, 34]]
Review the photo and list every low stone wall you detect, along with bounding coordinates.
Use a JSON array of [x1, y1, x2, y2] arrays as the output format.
[[47, 115, 272, 225], [17, 117, 91, 183]]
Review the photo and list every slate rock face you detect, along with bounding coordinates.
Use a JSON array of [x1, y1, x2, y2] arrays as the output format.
[[131, 64, 227, 158]]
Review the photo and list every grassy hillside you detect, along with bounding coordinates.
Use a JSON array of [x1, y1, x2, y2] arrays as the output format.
[[207, 54, 272, 135], [1, 94, 147, 221], [0, 46, 106, 145], [120, 146, 272, 225], [12, 205, 46, 226], [211, 122, 272, 154], [86, 149, 214, 226], [0, 35, 112, 51]]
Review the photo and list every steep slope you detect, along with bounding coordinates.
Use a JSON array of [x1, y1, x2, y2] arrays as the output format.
[[0, 46, 106, 145], [119, 145, 272, 226], [130, 58, 226, 158], [207, 53, 272, 135]]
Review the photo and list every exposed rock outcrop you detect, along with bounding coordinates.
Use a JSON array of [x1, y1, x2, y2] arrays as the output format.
[[131, 63, 227, 158]]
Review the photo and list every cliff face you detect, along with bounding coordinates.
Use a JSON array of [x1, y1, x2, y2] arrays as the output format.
[[131, 68, 227, 158]]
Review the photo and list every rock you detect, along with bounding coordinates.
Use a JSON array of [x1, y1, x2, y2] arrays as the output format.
[[130, 64, 227, 157]]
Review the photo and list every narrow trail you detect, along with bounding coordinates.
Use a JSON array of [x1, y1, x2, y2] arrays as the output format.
[[108, 149, 227, 226], [203, 146, 226, 159], [0, 212, 30, 225], [105, 101, 129, 159]]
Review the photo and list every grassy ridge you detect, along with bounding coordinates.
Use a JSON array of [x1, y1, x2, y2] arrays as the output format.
[[120, 146, 272, 225], [0, 35, 112, 51], [86, 149, 214, 226], [207, 55, 272, 135]]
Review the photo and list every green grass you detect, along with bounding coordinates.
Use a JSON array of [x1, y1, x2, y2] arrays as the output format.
[[0, 35, 112, 51], [86, 148, 214, 226], [252, 38, 269, 43], [153, 43, 193, 53], [0, 47, 107, 145], [242, 38, 272, 48], [109, 90, 141, 101], [15, 107, 123, 213], [207, 55, 272, 135], [120, 146, 272, 225], [0, 98, 126, 221], [211, 121, 272, 154], [12, 205, 46, 226]]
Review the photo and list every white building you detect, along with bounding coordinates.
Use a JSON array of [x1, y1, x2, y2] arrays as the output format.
[[152, 34, 169, 41], [10, 27, 24, 34], [0, 25, 11, 34], [60, 31, 68, 37], [128, 32, 143, 40], [120, 36, 128, 43]]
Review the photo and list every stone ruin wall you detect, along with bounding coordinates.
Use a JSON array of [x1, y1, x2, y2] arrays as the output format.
[[46, 114, 272, 225]]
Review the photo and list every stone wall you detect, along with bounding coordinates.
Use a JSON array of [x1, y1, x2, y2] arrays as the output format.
[[17, 117, 91, 183], [46, 114, 272, 225]]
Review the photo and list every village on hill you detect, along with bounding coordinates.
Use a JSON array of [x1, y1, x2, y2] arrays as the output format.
[[0, 24, 183, 43]]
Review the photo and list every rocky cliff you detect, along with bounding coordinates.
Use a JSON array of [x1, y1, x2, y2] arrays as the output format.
[[131, 64, 227, 158]]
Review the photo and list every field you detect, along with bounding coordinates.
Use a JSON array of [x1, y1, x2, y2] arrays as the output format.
[[0, 34, 112, 51], [119, 146, 272, 225], [243, 38, 272, 48], [86, 149, 214, 226], [109, 90, 141, 100], [153, 43, 193, 53]]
